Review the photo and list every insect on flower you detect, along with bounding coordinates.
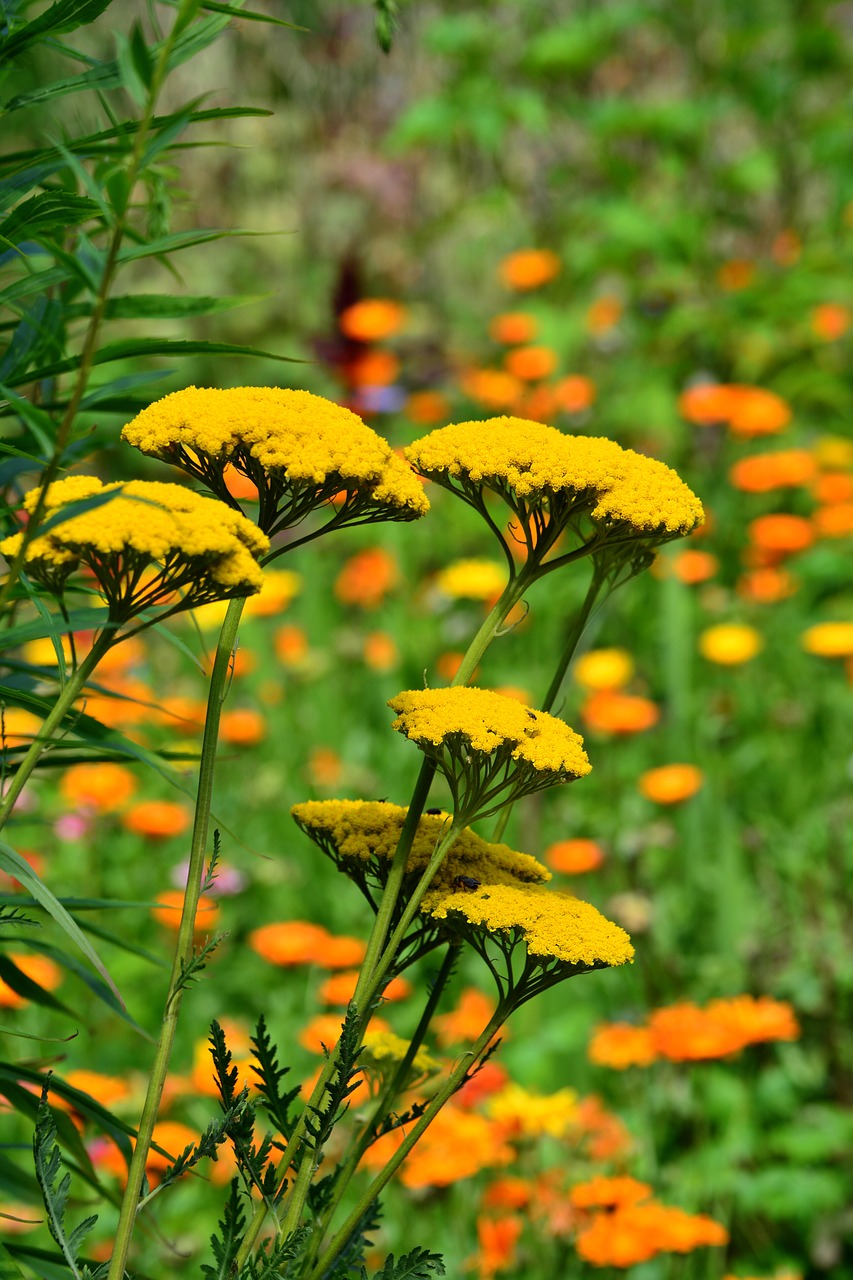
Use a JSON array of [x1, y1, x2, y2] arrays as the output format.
[[453, 875, 482, 892]]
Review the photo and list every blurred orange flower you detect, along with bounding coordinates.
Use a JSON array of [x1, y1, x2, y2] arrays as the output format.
[[363, 1104, 513, 1188], [318, 970, 411, 1006], [222, 462, 259, 501], [679, 383, 741, 426], [455, 1060, 510, 1110], [717, 258, 755, 290], [489, 312, 538, 344], [729, 388, 791, 438], [545, 838, 605, 874], [736, 567, 798, 603], [460, 367, 523, 409], [772, 229, 801, 265], [404, 390, 450, 424], [307, 747, 342, 788], [275, 623, 309, 668], [334, 548, 398, 609], [730, 450, 815, 493], [576, 1201, 728, 1267], [220, 708, 265, 746], [339, 298, 405, 342], [60, 762, 137, 813], [363, 630, 399, 671], [249, 920, 331, 966], [811, 302, 850, 341], [586, 295, 622, 335], [553, 374, 596, 413], [299, 1012, 389, 1054], [667, 549, 719, 584], [348, 349, 400, 388], [482, 1177, 533, 1211], [1, 707, 45, 749], [472, 1214, 523, 1277], [581, 691, 660, 735], [152, 890, 219, 934], [588, 1023, 658, 1069], [504, 344, 558, 381], [434, 987, 496, 1046], [499, 249, 560, 291], [436, 651, 466, 681], [813, 502, 853, 538], [638, 764, 703, 805], [813, 471, 853, 504], [570, 1176, 652, 1209], [748, 513, 814, 558], [0, 953, 63, 1008], [122, 800, 191, 839]]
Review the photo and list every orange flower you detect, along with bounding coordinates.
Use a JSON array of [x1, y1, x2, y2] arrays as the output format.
[[570, 1176, 652, 1209], [679, 383, 740, 426], [455, 1060, 510, 1110], [573, 648, 634, 692], [436, 651, 466, 681], [649, 1002, 744, 1060], [499, 249, 560, 291], [482, 1177, 533, 1211], [339, 298, 405, 342], [813, 471, 853, 504], [489, 312, 538, 344], [404, 390, 450, 425], [152, 890, 219, 934], [434, 987, 496, 1046], [729, 388, 791, 438], [545, 838, 605, 874], [586, 295, 622, 335], [706, 995, 799, 1047], [307, 747, 342, 788], [363, 630, 399, 671], [473, 1214, 523, 1277], [813, 502, 853, 538], [576, 1201, 728, 1267], [516, 385, 557, 423], [318, 970, 411, 1006], [553, 374, 596, 413], [459, 367, 523, 409], [811, 303, 850, 342], [348, 348, 400, 388], [638, 763, 703, 805], [299, 1012, 387, 1054], [63, 1071, 131, 1110], [60, 762, 137, 813], [334, 547, 398, 609], [223, 462, 259, 501], [122, 800, 191, 839], [581, 691, 660, 735], [146, 1121, 201, 1185], [0, 953, 63, 1008], [363, 1104, 513, 1188], [322, 934, 367, 968], [504, 344, 558, 381], [588, 1023, 658, 1069], [274, 623, 309, 668], [575, 1095, 634, 1161], [668, 549, 718, 584], [219, 708, 265, 746], [736, 567, 798, 603], [717, 258, 755, 290], [0, 707, 45, 749], [249, 920, 332, 966], [730, 450, 816, 493], [748, 513, 814, 558]]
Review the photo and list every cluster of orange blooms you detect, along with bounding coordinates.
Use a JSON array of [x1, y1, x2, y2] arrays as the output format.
[[589, 995, 800, 1068]]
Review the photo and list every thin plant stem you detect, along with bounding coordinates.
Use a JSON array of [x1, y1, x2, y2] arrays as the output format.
[[234, 570, 533, 1269], [492, 563, 607, 844], [306, 1003, 510, 1280], [306, 942, 462, 1265], [0, 630, 115, 832], [107, 595, 246, 1280]]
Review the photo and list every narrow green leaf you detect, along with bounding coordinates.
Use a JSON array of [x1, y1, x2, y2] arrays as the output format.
[[25, 941, 151, 1037], [14, 337, 299, 385], [0, 844, 121, 1004], [0, 608, 111, 652], [0, 0, 115, 61], [103, 292, 266, 319]]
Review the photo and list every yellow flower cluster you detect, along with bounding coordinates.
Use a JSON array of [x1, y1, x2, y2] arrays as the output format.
[[486, 1082, 579, 1139], [361, 1029, 438, 1076], [122, 387, 429, 535], [388, 687, 591, 777], [1, 476, 267, 616], [422, 881, 634, 970], [406, 417, 702, 544], [291, 798, 550, 890]]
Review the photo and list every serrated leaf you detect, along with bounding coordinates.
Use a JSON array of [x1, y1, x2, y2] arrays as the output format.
[[370, 1246, 446, 1279], [32, 1080, 97, 1280]]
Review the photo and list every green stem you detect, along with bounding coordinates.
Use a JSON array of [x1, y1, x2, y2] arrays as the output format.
[[233, 571, 532, 1270], [107, 595, 245, 1280], [307, 942, 461, 1265], [0, 631, 115, 832], [492, 563, 606, 844], [306, 1003, 510, 1280]]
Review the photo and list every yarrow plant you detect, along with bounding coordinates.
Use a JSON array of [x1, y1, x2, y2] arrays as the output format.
[[1, 380, 704, 1277]]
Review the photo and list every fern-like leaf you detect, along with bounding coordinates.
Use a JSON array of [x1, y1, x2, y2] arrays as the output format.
[[250, 1014, 301, 1139], [32, 1077, 97, 1280], [368, 1246, 446, 1279]]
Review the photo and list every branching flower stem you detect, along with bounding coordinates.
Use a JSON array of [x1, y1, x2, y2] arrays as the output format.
[[306, 1001, 510, 1280], [233, 565, 536, 1270], [107, 594, 246, 1280]]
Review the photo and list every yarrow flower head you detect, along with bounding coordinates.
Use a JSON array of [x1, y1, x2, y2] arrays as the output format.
[[0, 476, 267, 624], [387, 687, 591, 820], [420, 880, 633, 1004], [291, 798, 549, 920], [360, 1028, 439, 1086], [405, 418, 702, 579], [122, 386, 428, 545]]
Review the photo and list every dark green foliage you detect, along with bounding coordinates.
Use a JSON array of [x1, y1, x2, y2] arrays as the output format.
[[32, 1079, 97, 1280], [302, 1003, 363, 1155], [366, 1248, 445, 1280], [250, 1015, 302, 1141]]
